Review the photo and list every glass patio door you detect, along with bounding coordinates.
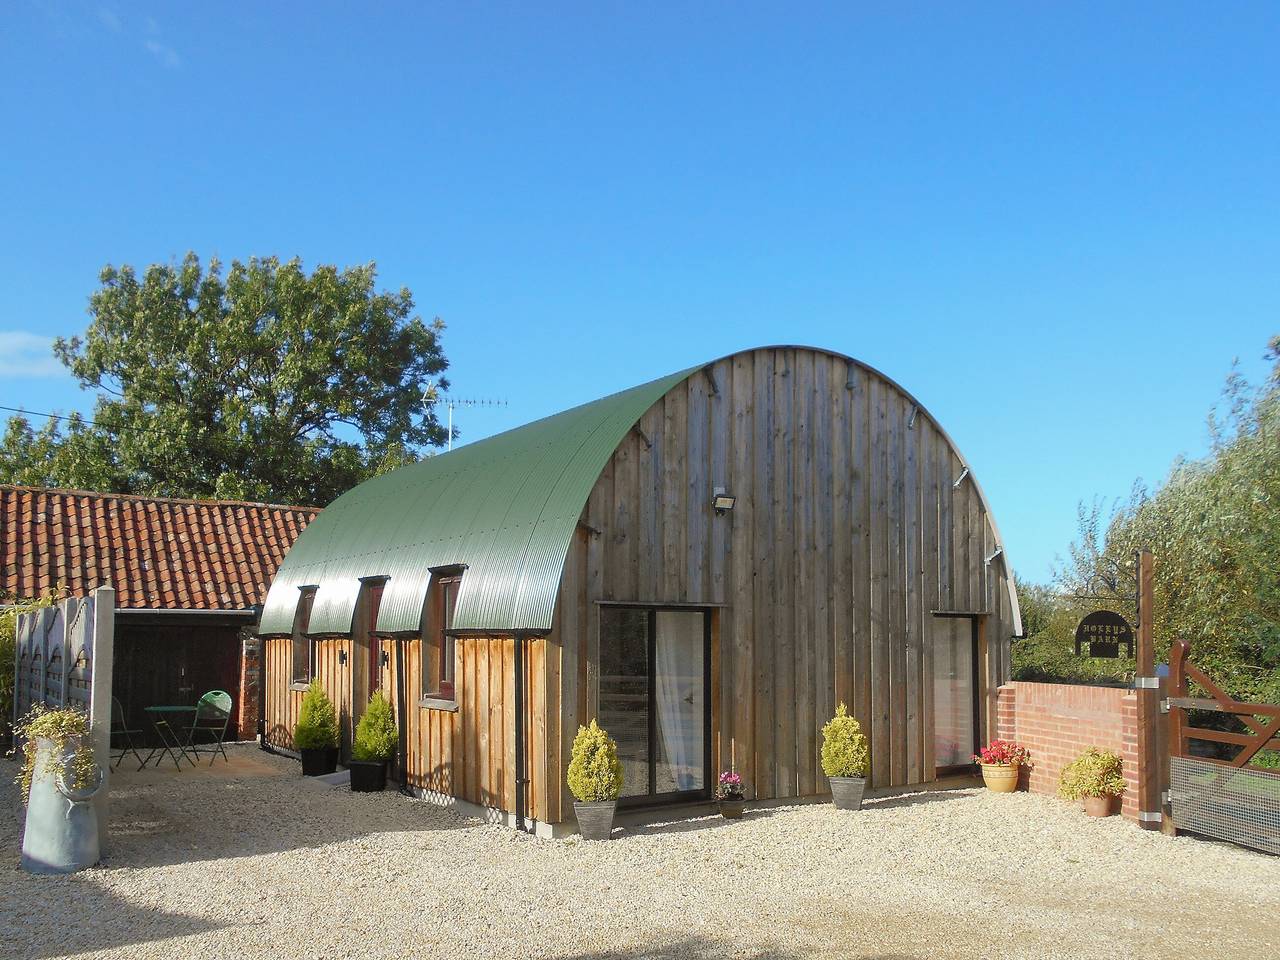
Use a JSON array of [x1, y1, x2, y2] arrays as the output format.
[[933, 615, 980, 773], [599, 606, 710, 804]]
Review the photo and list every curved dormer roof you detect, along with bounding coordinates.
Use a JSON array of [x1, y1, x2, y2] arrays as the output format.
[[258, 347, 1021, 637]]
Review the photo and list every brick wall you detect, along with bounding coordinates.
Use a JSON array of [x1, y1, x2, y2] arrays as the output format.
[[995, 681, 1140, 822], [237, 631, 261, 741]]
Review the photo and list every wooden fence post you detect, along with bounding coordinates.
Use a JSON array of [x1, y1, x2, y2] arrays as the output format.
[[1135, 549, 1161, 830], [1162, 639, 1189, 836]]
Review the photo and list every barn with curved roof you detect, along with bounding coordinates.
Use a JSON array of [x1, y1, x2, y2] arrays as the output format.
[[258, 345, 1020, 833]]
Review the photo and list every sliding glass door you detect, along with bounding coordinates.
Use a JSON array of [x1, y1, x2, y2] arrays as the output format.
[[933, 615, 981, 774], [599, 606, 711, 805]]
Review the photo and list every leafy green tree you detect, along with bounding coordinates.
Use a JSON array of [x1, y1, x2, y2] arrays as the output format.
[[1016, 336, 1280, 701], [0, 254, 449, 506]]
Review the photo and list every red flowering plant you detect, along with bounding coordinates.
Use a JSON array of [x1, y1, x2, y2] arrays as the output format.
[[972, 739, 1033, 768], [715, 770, 745, 801]]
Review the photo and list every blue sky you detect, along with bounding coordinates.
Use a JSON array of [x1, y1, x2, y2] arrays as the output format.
[[2, 2, 1277, 583]]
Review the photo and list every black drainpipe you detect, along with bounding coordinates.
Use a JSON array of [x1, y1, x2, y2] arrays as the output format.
[[395, 635, 412, 796], [251, 605, 267, 753], [514, 631, 528, 833]]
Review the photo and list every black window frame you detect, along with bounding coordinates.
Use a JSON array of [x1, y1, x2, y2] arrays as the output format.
[[599, 604, 713, 809]]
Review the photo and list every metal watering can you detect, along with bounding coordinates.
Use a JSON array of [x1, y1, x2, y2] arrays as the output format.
[[20, 737, 105, 875]]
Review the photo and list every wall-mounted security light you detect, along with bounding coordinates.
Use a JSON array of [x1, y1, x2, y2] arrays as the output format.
[[712, 486, 736, 515]]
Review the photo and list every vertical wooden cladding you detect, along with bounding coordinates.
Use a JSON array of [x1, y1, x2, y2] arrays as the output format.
[[397, 636, 552, 823], [264, 628, 554, 824], [554, 346, 1016, 805], [262, 636, 351, 751]]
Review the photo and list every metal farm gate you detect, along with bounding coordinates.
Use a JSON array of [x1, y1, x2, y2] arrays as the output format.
[[1165, 639, 1280, 855]]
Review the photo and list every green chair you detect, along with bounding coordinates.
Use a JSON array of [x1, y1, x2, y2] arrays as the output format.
[[185, 690, 233, 765], [110, 697, 145, 770]]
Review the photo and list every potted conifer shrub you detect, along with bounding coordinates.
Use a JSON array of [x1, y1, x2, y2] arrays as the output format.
[[1059, 747, 1126, 817], [350, 691, 397, 792], [973, 738, 1032, 793], [567, 719, 623, 840], [294, 679, 340, 776], [821, 702, 869, 810]]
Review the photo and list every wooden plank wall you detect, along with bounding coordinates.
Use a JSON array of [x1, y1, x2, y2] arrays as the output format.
[[262, 636, 351, 752], [263, 630, 554, 823], [551, 347, 1018, 813], [397, 636, 551, 822]]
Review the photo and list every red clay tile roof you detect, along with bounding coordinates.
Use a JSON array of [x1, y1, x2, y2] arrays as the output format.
[[1, 485, 320, 610]]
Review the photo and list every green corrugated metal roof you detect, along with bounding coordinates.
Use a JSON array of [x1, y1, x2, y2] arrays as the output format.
[[258, 345, 1023, 638], [257, 366, 698, 636]]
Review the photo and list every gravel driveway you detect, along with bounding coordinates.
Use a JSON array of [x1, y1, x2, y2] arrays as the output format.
[[3, 745, 1278, 960]]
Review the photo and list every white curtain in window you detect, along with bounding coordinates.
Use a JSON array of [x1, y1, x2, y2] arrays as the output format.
[[654, 611, 704, 792]]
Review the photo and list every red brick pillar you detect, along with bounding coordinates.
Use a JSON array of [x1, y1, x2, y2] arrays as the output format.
[[996, 684, 1017, 741], [237, 631, 261, 741], [1120, 693, 1141, 822]]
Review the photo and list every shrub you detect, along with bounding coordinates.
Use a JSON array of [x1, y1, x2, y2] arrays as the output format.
[[294, 679, 339, 751], [1059, 747, 1126, 800], [567, 719, 623, 802], [0, 588, 64, 743], [973, 739, 1033, 767], [715, 770, 744, 801], [352, 691, 398, 762], [820, 702, 869, 779], [14, 704, 97, 804]]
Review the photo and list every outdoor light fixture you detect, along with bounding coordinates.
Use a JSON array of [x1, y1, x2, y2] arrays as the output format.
[[712, 486, 736, 515]]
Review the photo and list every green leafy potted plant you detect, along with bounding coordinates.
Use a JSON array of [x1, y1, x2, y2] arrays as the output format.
[[567, 719, 623, 840], [1059, 747, 1126, 817], [973, 739, 1032, 792], [294, 679, 340, 776], [821, 702, 869, 810], [350, 691, 397, 792], [715, 770, 745, 819], [16, 704, 104, 874]]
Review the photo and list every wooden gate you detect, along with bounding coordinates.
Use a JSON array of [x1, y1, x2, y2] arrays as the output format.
[[1165, 639, 1280, 855]]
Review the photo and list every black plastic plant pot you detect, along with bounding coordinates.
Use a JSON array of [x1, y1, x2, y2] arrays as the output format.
[[300, 747, 339, 777], [349, 759, 387, 792]]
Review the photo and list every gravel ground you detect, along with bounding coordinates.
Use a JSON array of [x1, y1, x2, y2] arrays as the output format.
[[2, 745, 1278, 960]]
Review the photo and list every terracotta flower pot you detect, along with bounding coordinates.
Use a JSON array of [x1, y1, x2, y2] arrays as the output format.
[[1083, 795, 1114, 817], [980, 763, 1020, 793]]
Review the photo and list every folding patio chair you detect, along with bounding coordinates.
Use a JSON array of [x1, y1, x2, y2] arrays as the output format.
[[110, 696, 146, 770], [184, 689, 233, 765]]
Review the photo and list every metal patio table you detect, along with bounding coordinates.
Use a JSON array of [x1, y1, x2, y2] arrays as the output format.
[[140, 705, 199, 770]]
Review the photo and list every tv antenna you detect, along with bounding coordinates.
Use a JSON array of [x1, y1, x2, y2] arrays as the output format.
[[421, 386, 508, 451]]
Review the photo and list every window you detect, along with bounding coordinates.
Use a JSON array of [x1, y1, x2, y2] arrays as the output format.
[[422, 571, 462, 701], [290, 587, 317, 685]]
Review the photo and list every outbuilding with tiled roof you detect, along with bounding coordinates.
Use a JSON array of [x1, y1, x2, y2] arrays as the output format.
[[2, 485, 319, 740]]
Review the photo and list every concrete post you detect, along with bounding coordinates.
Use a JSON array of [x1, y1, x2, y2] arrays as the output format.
[[89, 586, 115, 846]]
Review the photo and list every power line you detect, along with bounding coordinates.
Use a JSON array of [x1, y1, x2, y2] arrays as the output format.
[[0, 405, 97, 427]]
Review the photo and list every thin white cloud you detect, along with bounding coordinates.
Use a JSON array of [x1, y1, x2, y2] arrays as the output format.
[[95, 7, 181, 69], [144, 39, 181, 68], [0, 332, 66, 378], [97, 8, 123, 33]]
